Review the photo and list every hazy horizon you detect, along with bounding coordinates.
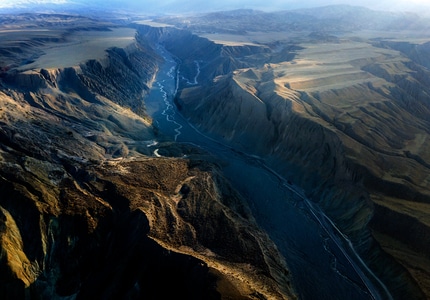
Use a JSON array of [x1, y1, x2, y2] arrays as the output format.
[[1, 0, 430, 15]]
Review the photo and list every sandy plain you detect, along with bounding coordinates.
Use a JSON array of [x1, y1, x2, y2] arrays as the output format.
[[16, 27, 136, 70]]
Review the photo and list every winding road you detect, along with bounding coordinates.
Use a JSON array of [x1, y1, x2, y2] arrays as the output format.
[[144, 44, 392, 300]]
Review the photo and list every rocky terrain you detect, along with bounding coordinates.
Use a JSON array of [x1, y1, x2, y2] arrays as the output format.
[[141, 6, 430, 299], [0, 14, 296, 299], [2, 5, 430, 300]]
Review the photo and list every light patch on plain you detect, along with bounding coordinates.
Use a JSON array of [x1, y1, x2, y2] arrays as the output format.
[[153, 149, 162, 157], [19, 27, 136, 70], [134, 20, 174, 28], [274, 42, 404, 93]]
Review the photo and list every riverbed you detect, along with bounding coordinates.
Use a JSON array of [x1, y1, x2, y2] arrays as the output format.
[[144, 45, 385, 300]]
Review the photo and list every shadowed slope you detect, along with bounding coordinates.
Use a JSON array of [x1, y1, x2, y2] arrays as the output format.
[[165, 15, 430, 298], [0, 14, 296, 299]]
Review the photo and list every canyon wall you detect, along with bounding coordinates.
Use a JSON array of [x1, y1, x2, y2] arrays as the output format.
[[145, 24, 430, 298], [2, 11, 430, 299], [0, 21, 296, 299]]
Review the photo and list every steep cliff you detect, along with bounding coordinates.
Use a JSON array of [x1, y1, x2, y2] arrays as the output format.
[[166, 24, 430, 299], [0, 152, 295, 299], [138, 24, 272, 87], [0, 15, 296, 299]]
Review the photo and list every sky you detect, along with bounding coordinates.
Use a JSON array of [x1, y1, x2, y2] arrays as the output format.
[[1, 0, 430, 14]]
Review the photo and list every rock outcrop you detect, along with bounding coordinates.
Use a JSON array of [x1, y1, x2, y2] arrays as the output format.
[[3, 7, 430, 299], [0, 153, 295, 299], [0, 15, 296, 299], [156, 15, 430, 299]]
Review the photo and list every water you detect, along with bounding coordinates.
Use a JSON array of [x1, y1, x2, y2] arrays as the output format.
[[144, 45, 386, 300]]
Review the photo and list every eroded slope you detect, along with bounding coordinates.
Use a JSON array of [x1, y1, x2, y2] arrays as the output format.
[[0, 14, 296, 299], [167, 19, 430, 299]]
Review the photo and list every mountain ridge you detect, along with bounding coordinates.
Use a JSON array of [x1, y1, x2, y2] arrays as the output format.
[[149, 10, 430, 298], [2, 7, 430, 299], [0, 14, 297, 299]]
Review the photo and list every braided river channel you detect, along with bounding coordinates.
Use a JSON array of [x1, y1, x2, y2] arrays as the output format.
[[144, 45, 391, 300]]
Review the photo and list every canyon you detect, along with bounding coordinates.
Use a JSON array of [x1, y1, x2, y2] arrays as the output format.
[[1, 5, 430, 300]]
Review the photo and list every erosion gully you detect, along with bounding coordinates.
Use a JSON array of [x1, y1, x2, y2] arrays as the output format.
[[143, 45, 391, 300]]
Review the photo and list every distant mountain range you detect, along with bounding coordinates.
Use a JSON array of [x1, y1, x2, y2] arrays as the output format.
[[1, 0, 430, 15], [152, 6, 430, 34], [1, 6, 430, 299]]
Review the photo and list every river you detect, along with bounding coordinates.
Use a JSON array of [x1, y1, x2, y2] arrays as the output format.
[[144, 45, 390, 300]]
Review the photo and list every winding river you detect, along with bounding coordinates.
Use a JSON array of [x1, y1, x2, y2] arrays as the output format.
[[144, 45, 390, 300]]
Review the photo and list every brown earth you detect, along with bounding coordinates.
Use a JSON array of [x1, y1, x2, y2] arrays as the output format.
[[0, 14, 296, 299]]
